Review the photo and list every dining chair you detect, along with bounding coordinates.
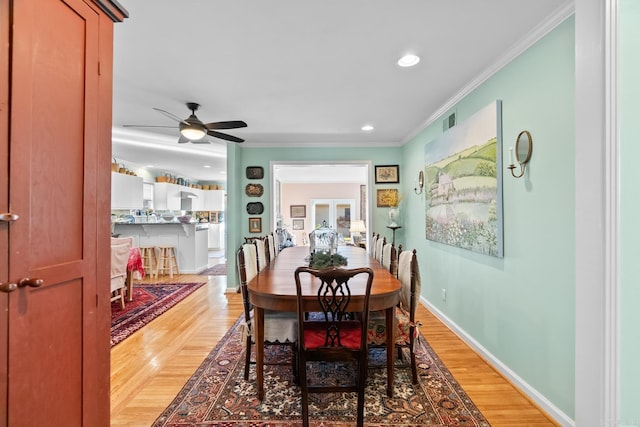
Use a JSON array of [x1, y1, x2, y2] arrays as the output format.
[[369, 232, 378, 257], [237, 244, 298, 383], [266, 233, 277, 261], [253, 237, 269, 271], [294, 266, 374, 427], [367, 248, 421, 383], [374, 235, 385, 263], [110, 236, 133, 309], [381, 241, 397, 276]]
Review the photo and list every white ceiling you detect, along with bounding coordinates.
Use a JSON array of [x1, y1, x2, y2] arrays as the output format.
[[111, 0, 571, 182]]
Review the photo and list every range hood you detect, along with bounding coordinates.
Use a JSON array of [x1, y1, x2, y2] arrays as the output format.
[[180, 191, 199, 210]]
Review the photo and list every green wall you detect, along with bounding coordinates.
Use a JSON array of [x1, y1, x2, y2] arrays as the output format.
[[620, 0, 640, 423], [400, 18, 575, 417], [225, 17, 576, 420]]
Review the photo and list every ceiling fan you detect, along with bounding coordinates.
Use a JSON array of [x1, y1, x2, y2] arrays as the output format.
[[123, 102, 247, 143]]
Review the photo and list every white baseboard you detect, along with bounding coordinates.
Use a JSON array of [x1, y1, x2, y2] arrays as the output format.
[[421, 297, 575, 427]]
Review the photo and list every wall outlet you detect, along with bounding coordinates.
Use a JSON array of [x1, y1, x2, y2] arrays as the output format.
[[441, 288, 447, 301]]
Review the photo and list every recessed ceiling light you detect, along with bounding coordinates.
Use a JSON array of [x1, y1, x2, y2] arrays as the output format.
[[203, 165, 211, 168], [361, 125, 374, 131], [397, 54, 420, 67], [219, 171, 226, 174]]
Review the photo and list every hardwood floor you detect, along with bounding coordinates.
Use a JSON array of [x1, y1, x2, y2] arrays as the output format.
[[110, 263, 559, 426]]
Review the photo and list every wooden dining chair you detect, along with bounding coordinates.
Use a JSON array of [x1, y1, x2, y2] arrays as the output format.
[[367, 248, 421, 383], [369, 232, 378, 257], [266, 233, 277, 261], [374, 235, 385, 263], [294, 266, 374, 427], [381, 241, 397, 276], [253, 237, 269, 271], [237, 244, 298, 383]]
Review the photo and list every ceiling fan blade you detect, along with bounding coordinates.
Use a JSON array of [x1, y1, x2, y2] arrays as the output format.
[[204, 120, 248, 130], [178, 135, 190, 144], [153, 107, 189, 125], [122, 124, 178, 128], [207, 130, 244, 143]]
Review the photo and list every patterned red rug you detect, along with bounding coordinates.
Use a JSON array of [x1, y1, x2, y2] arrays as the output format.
[[152, 316, 490, 426], [111, 282, 206, 347]]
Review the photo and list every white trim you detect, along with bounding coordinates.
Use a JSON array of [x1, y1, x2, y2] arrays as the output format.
[[574, 0, 619, 424], [421, 297, 574, 427], [402, 0, 575, 144], [604, 0, 620, 423]]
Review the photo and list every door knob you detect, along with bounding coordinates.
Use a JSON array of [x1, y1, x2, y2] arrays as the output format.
[[0, 213, 19, 222], [0, 282, 18, 293], [18, 278, 43, 288]]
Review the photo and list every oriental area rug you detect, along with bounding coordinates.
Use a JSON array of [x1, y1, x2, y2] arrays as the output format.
[[152, 316, 490, 426], [198, 263, 227, 276], [110, 282, 206, 347]]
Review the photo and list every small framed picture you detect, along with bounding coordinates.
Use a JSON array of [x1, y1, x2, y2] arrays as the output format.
[[375, 165, 400, 184], [292, 219, 304, 230], [376, 189, 399, 207], [290, 205, 306, 218], [249, 217, 262, 233]]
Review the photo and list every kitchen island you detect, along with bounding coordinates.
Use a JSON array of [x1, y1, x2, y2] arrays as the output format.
[[113, 223, 209, 274]]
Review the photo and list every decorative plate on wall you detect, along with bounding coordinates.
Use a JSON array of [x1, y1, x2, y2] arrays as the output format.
[[245, 183, 264, 197], [246, 202, 264, 215], [246, 166, 264, 180]]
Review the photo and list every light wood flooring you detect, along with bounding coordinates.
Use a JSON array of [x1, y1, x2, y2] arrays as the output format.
[[110, 256, 559, 426]]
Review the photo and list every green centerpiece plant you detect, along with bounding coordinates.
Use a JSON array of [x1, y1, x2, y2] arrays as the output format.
[[309, 252, 348, 269]]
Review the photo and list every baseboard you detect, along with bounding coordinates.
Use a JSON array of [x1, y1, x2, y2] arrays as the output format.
[[421, 297, 575, 427]]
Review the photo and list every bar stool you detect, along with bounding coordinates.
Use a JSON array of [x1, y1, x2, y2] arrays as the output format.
[[156, 246, 179, 277], [139, 246, 158, 279]]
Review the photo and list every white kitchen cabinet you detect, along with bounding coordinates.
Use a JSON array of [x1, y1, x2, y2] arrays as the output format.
[[189, 188, 205, 211], [208, 222, 225, 249], [153, 182, 182, 211], [204, 190, 225, 211], [111, 172, 143, 209]]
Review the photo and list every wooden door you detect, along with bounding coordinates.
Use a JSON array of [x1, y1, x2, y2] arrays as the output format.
[[0, 0, 124, 425]]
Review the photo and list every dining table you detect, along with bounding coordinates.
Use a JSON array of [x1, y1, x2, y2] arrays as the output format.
[[248, 245, 401, 400]]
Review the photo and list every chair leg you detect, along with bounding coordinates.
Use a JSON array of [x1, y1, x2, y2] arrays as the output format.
[[409, 331, 418, 384], [299, 356, 309, 427], [118, 291, 125, 310], [244, 338, 252, 381]]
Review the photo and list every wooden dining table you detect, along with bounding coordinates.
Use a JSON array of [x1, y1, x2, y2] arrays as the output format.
[[248, 245, 401, 400]]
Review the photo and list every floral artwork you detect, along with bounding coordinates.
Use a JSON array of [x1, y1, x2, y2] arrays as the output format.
[[424, 101, 503, 257]]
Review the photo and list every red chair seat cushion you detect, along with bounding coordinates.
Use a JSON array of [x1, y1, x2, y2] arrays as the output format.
[[303, 320, 362, 350], [367, 306, 416, 346]]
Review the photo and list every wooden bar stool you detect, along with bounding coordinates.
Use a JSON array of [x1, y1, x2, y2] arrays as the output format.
[[139, 246, 158, 279], [156, 246, 179, 277]]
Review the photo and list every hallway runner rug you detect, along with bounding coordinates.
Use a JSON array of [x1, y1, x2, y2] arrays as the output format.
[[198, 263, 227, 276], [110, 282, 206, 347], [152, 316, 490, 426]]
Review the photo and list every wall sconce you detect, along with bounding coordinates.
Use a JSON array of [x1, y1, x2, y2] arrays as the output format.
[[414, 170, 424, 194], [507, 130, 533, 178]]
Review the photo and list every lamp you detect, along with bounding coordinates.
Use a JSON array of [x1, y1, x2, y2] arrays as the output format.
[[179, 118, 207, 140], [349, 220, 367, 246], [507, 130, 533, 178]]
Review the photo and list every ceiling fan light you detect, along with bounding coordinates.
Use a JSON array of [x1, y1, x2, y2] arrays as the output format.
[[180, 126, 206, 140]]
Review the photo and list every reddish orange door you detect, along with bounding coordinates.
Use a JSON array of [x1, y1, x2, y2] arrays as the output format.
[[1, 0, 110, 425]]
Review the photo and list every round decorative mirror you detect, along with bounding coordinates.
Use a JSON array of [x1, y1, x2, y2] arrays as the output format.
[[515, 130, 532, 164]]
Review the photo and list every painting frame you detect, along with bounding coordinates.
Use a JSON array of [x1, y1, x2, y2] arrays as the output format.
[[375, 164, 400, 184], [376, 189, 398, 207], [249, 217, 262, 233], [292, 219, 304, 230], [423, 100, 503, 258], [290, 205, 306, 218]]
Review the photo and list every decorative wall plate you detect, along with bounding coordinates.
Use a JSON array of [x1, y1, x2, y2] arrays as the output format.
[[246, 166, 264, 180], [246, 202, 264, 215], [245, 183, 264, 197]]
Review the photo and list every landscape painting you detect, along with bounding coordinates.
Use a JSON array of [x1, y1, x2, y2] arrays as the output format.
[[424, 101, 503, 257]]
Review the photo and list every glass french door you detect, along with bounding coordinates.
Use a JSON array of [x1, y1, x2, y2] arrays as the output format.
[[310, 199, 355, 240]]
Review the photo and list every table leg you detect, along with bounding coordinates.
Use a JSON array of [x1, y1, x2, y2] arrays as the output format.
[[255, 306, 265, 400], [385, 306, 395, 397]]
